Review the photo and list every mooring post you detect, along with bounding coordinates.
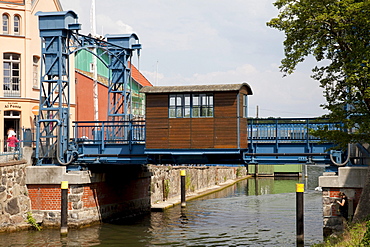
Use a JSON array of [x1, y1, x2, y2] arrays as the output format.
[[296, 183, 304, 244], [181, 170, 186, 208], [61, 181, 68, 235]]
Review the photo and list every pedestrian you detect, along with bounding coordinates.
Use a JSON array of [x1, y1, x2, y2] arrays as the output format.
[[336, 192, 349, 220], [7, 127, 16, 138], [7, 134, 19, 156]]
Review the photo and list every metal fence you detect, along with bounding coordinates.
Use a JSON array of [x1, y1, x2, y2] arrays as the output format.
[[0, 139, 22, 163], [247, 118, 341, 143], [73, 120, 146, 144]]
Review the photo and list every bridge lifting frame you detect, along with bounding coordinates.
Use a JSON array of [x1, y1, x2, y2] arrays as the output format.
[[35, 11, 141, 166]]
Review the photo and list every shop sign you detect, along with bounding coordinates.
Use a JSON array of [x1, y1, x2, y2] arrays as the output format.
[[4, 102, 21, 109]]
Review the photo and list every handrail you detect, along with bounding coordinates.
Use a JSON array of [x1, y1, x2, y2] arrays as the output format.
[[73, 120, 146, 144], [247, 118, 341, 142]]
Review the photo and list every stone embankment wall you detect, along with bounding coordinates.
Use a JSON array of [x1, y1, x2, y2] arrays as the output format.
[[150, 165, 247, 204], [0, 161, 32, 232], [0, 161, 247, 232], [319, 166, 368, 237], [26, 165, 152, 228]]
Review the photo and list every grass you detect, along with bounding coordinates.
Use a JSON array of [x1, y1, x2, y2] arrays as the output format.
[[312, 221, 367, 247]]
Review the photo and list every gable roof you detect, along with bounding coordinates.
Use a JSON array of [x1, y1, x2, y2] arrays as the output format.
[[128, 62, 152, 87], [140, 82, 253, 95]]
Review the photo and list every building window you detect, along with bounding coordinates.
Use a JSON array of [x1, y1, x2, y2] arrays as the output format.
[[14, 15, 20, 35], [33, 56, 40, 88], [169, 93, 214, 118], [90, 62, 95, 73], [4, 110, 20, 117], [243, 94, 248, 118], [3, 53, 20, 96], [2, 14, 9, 34]]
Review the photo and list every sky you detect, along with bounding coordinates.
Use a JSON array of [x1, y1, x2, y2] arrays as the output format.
[[60, 0, 328, 118]]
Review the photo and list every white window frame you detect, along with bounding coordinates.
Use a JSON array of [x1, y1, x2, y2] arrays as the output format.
[[169, 93, 214, 118], [33, 56, 40, 88], [2, 14, 9, 34], [14, 15, 20, 35], [3, 53, 21, 96]]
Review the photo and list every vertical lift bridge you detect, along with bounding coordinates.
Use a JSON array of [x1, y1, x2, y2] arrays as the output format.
[[34, 11, 351, 169]]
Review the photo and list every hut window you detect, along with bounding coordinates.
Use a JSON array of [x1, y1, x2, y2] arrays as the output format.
[[193, 94, 213, 118], [169, 93, 213, 118], [184, 94, 191, 118], [243, 94, 248, 118], [169, 94, 184, 118]]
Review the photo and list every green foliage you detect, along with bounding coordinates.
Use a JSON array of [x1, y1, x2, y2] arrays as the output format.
[[26, 212, 41, 231], [236, 166, 244, 178], [185, 174, 194, 192], [267, 0, 370, 146], [312, 221, 366, 246], [360, 220, 370, 246], [163, 179, 170, 200]]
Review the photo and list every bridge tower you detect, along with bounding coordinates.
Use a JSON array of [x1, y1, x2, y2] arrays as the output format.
[[35, 11, 141, 166]]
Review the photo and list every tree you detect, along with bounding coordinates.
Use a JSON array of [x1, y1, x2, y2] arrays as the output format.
[[267, 0, 370, 147], [267, 0, 370, 221]]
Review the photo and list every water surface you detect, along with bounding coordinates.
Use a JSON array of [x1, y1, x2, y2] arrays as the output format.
[[1, 165, 325, 246]]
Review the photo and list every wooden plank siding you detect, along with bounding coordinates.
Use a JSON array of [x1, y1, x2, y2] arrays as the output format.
[[169, 119, 191, 148], [213, 91, 238, 148], [145, 94, 169, 148], [143, 84, 252, 150], [191, 118, 214, 148]]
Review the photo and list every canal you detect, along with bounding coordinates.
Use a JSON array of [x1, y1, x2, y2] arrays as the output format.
[[1, 165, 324, 246]]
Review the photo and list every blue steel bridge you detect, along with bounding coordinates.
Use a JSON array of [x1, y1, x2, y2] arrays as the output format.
[[33, 11, 360, 170], [70, 118, 341, 167]]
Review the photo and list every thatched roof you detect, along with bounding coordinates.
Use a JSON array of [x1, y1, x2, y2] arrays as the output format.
[[140, 82, 253, 95]]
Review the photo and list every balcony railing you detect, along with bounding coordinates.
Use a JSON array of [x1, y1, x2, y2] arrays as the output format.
[[3, 77, 21, 97]]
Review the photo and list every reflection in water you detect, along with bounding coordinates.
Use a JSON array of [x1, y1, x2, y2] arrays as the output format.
[[0, 165, 325, 246]]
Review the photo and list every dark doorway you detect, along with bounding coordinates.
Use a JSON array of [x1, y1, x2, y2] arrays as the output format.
[[4, 111, 20, 152]]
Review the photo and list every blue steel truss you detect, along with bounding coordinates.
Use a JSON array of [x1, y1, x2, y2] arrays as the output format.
[[35, 11, 141, 166]]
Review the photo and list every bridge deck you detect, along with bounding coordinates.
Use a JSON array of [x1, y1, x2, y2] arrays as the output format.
[[245, 118, 338, 164], [71, 118, 337, 165]]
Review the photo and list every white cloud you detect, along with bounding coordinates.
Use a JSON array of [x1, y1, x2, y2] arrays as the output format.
[[60, 0, 328, 118]]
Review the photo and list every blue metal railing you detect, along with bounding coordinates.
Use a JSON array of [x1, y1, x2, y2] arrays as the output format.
[[0, 140, 22, 162], [248, 118, 340, 143], [244, 118, 341, 164], [24, 118, 347, 166], [73, 120, 146, 145]]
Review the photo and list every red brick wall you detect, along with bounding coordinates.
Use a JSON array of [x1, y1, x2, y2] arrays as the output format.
[[76, 73, 109, 121], [323, 187, 362, 217], [27, 177, 151, 212], [27, 185, 72, 210]]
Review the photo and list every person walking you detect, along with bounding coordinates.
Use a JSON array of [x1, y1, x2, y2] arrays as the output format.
[[337, 192, 349, 220], [7, 134, 19, 160], [7, 127, 16, 138]]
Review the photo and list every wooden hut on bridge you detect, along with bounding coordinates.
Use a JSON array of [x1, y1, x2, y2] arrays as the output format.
[[140, 83, 253, 164]]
